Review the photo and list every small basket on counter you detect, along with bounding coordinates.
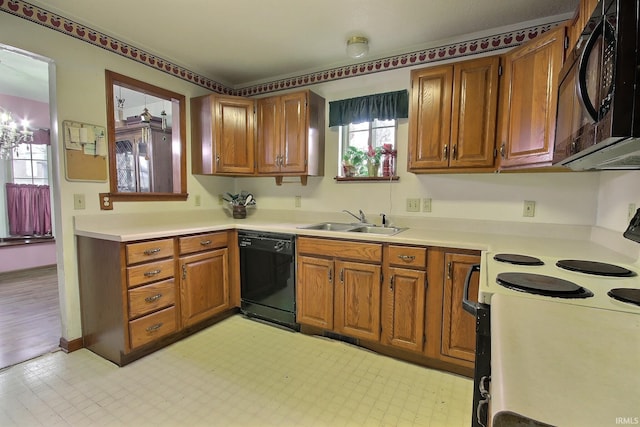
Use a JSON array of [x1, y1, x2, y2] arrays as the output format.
[[223, 192, 256, 219]]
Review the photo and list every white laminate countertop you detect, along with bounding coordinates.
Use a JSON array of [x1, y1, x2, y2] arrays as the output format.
[[491, 293, 640, 427], [73, 209, 640, 265]]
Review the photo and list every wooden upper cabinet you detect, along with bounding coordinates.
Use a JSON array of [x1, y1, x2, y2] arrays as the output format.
[[497, 25, 567, 169], [408, 56, 499, 173], [408, 66, 453, 170], [256, 90, 325, 179], [190, 94, 255, 175]]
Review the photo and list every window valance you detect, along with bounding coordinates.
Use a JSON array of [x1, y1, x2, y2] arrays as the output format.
[[328, 89, 409, 127]]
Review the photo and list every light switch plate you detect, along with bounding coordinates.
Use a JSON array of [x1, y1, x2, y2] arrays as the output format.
[[73, 193, 86, 210], [523, 200, 535, 217]]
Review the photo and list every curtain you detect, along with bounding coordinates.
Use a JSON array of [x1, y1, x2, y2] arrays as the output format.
[[5, 183, 52, 236], [328, 89, 409, 127]]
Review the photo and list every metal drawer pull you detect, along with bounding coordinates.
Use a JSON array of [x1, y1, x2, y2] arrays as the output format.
[[144, 269, 161, 277], [145, 322, 163, 333], [398, 255, 416, 262], [200, 240, 212, 246], [143, 248, 161, 255], [144, 293, 163, 303]]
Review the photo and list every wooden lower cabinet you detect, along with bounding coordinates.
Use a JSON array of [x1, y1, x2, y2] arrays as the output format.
[[179, 248, 230, 328], [436, 250, 481, 369], [296, 237, 382, 342], [382, 266, 426, 352], [334, 260, 381, 341], [77, 231, 235, 366]]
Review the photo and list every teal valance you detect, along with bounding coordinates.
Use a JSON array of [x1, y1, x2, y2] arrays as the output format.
[[328, 89, 409, 127]]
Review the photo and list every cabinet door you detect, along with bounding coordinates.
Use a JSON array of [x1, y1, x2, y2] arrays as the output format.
[[498, 25, 566, 168], [334, 260, 381, 342], [256, 96, 281, 173], [280, 92, 308, 173], [441, 253, 480, 365], [296, 255, 334, 329], [408, 66, 453, 170], [214, 96, 255, 174], [382, 267, 426, 352], [449, 57, 499, 169], [180, 248, 229, 328]]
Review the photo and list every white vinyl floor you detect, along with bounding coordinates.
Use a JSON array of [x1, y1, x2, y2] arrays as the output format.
[[0, 315, 472, 427]]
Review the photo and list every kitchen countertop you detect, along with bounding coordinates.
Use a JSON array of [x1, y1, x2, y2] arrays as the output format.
[[74, 208, 640, 266], [491, 293, 640, 427]]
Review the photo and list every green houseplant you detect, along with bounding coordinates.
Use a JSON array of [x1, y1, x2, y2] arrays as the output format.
[[342, 146, 366, 177]]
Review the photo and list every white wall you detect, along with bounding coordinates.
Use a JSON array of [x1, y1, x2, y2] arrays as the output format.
[[596, 171, 640, 232]]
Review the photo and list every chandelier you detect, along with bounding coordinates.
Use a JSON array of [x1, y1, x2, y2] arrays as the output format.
[[0, 107, 33, 159]]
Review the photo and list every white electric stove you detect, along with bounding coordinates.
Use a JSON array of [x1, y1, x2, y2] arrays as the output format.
[[481, 251, 640, 314]]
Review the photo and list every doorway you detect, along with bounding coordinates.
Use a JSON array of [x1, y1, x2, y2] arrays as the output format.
[[0, 45, 61, 369]]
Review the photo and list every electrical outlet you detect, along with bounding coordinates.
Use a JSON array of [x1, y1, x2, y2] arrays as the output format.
[[295, 195, 302, 208], [523, 200, 536, 217], [73, 193, 86, 210], [194, 194, 201, 207], [629, 203, 637, 221], [423, 198, 432, 213], [406, 198, 420, 212], [218, 194, 224, 205]]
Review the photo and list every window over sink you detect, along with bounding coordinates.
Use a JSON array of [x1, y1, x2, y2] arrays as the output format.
[[329, 90, 406, 181]]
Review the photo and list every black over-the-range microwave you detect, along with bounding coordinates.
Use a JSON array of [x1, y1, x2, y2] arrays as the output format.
[[554, 0, 640, 170]]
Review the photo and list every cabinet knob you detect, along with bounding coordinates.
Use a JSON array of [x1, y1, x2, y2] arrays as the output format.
[[398, 255, 416, 262], [452, 144, 457, 160], [500, 142, 506, 159], [200, 240, 212, 246], [143, 248, 161, 256], [442, 144, 449, 160]]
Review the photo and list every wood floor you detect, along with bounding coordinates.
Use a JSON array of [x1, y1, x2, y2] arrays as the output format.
[[0, 266, 61, 369]]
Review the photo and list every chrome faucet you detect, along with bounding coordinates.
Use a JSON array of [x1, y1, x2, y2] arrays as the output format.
[[343, 209, 367, 223]]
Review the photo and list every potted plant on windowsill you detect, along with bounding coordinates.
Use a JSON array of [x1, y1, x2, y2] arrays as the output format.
[[342, 146, 366, 177], [366, 146, 383, 177]]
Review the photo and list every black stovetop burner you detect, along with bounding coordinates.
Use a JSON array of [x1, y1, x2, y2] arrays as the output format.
[[556, 259, 636, 277], [493, 253, 544, 266], [496, 272, 594, 298], [608, 288, 640, 306]]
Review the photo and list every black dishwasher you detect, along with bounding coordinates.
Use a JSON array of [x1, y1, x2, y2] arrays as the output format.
[[238, 231, 298, 330]]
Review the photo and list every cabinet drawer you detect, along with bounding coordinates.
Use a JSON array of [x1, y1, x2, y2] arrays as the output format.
[[127, 259, 175, 288], [126, 239, 175, 265], [129, 306, 177, 349], [388, 245, 427, 269], [179, 232, 227, 255], [128, 279, 176, 319], [297, 237, 382, 262]]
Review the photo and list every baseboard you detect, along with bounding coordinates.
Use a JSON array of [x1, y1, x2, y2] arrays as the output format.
[[59, 337, 83, 353]]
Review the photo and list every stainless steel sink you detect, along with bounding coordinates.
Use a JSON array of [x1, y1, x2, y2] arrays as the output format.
[[350, 225, 407, 235], [298, 222, 358, 231], [298, 222, 407, 236]]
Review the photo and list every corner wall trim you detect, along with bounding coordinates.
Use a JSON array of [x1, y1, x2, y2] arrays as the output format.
[[59, 337, 83, 353]]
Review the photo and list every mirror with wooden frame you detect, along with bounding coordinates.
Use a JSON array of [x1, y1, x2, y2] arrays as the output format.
[[101, 70, 187, 209]]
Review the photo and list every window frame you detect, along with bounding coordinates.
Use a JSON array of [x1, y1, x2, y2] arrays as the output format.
[[10, 143, 50, 186], [337, 118, 399, 181]]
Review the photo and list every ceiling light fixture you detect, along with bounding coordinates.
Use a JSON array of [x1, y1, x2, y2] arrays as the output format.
[[0, 107, 33, 159], [346, 36, 369, 59]]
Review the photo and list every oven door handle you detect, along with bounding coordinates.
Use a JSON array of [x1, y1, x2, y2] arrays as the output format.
[[462, 263, 481, 316]]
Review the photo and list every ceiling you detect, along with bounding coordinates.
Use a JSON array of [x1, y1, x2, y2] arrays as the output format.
[[26, 0, 578, 88]]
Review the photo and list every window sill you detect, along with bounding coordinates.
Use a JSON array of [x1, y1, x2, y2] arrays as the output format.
[[334, 176, 399, 182]]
